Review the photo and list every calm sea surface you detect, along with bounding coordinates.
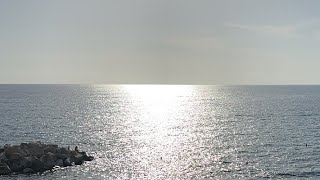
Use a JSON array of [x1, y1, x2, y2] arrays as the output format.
[[1, 85, 320, 179]]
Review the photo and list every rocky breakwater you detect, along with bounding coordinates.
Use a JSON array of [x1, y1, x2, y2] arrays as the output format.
[[0, 141, 94, 175]]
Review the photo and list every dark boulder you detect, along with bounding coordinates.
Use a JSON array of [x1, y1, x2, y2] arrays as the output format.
[[40, 153, 57, 170], [5, 146, 26, 157], [20, 143, 44, 158], [56, 159, 64, 167], [79, 151, 94, 161], [87, 156, 94, 161], [5, 155, 32, 172], [63, 157, 74, 166], [26, 156, 44, 172], [0, 163, 11, 175], [0, 142, 94, 175], [73, 154, 85, 165], [57, 147, 70, 155], [6, 153, 22, 160], [0, 153, 6, 163], [56, 153, 69, 161], [23, 168, 34, 174], [43, 144, 58, 153]]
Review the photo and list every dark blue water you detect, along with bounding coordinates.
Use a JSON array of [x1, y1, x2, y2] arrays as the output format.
[[1, 85, 320, 179]]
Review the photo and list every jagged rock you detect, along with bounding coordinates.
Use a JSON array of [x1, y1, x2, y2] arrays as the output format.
[[47, 144, 58, 149], [69, 150, 79, 156], [5, 146, 26, 157], [20, 157, 32, 168], [78, 151, 94, 161], [26, 156, 43, 172], [57, 147, 70, 155], [0, 153, 6, 163], [56, 153, 69, 161], [48, 152, 57, 161], [3, 144, 10, 150], [56, 159, 64, 167], [0, 163, 11, 175], [63, 157, 73, 166], [73, 154, 84, 165], [20, 142, 44, 157], [23, 168, 33, 174], [43, 145, 58, 153], [0, 142, 93, 175], [87, 156, 94, 161], [6, 155, 31, 172], [6, 153, 22, 160], [40, 153, 57, 170]]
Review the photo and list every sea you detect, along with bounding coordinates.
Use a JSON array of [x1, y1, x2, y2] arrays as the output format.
[[1, 85, 320, 179]]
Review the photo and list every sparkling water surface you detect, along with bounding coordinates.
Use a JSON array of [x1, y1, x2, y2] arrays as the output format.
[[1, 85, 320, 179]]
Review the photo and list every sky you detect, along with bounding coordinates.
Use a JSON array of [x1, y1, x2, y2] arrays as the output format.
[[1, 0, 320, 84]]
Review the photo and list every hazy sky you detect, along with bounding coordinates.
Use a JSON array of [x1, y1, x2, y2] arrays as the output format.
[[1, 0, 320, 84]]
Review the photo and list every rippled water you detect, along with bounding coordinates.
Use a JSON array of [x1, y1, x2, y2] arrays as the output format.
[[1, 85, 320, 179]]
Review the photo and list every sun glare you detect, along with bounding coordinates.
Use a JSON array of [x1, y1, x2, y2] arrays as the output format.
[[123, 85, 193, 124]]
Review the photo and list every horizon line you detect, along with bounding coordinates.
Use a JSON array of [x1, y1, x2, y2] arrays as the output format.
[[1, 83, 320, 86]]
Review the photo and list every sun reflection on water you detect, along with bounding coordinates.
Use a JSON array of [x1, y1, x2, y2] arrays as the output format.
[[87, 85, 250, 179], [122, 85, 196, 178], [90, 85, 246, 179], [123, 85, 194, 123]]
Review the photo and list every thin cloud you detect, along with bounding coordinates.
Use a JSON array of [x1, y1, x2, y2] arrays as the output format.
[[225, 23, 300, 38], [165, 37, 225, 50]]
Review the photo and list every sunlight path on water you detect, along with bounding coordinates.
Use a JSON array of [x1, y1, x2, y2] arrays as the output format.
[[123, 85, 198, 178]]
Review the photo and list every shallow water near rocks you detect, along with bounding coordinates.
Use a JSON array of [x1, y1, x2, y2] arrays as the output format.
[[1, 85, 320, 179]]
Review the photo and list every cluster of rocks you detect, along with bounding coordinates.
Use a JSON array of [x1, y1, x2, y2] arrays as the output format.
[[0, 141, 93, 175]]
